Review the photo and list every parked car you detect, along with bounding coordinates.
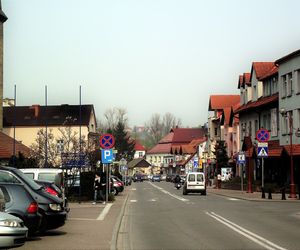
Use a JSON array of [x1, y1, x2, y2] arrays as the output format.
[[0, 183, 42, 235], [180, 175, 186, 184], [0, 211, 28, 249], [166, 174, 173, 182], [183, 172, 206, 195], [161, 175, 167, 181], [20, 168, 69, 212], [111, 176, 124, 195], [0, 166, 67, 232], [152, 175, 161, 182]]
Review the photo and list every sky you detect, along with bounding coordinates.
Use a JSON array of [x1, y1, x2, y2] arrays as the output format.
[[2, 0, 300, 128]]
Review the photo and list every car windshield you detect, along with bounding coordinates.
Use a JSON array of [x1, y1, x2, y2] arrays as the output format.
[[13, 168, 42, 191]]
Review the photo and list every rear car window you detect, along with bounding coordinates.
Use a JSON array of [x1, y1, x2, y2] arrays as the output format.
[[0, 171, 21, 184], [38, 173, 56, 182], [188, 174, 195, 181], [197, 174, 204, 182]]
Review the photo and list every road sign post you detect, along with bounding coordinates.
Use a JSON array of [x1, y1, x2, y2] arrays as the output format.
[[237, 152, 246, 191], [256, 129, 269, 198]]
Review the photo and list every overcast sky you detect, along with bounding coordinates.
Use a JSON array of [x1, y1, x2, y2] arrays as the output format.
[[3, 0, 300, 127]]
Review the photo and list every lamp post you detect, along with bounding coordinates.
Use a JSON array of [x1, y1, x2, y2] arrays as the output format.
[[280, 109, 297, 199]]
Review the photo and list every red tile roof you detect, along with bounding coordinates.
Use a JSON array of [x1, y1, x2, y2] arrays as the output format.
[[148, 128, 206, 154], [244, 73, 251, 86], [283, 145, 300, 156], [209, 95, 240, 111], [0, 132, 31, 159], [134, 141, 146, 151], [234, 94, 278, 114], [251, 62, 276, 81]]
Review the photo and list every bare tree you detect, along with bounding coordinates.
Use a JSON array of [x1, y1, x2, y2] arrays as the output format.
[[99, 107, 128, 132], [162, 112, 182, 134], [145, 112, 182, 146]]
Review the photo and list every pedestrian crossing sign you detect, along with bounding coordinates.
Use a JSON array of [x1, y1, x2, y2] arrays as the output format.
[[258, 143, 268, 158]]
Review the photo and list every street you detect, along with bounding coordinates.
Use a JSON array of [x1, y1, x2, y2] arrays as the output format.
[[117, 181, 300, 250]]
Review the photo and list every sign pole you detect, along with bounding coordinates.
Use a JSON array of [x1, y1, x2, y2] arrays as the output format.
[[262, 158, 264, 192], [105, 164, 108, 203], [241, 163, 243, 191]]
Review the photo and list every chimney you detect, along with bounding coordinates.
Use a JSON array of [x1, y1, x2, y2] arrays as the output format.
[[30, 105, 40, 118]]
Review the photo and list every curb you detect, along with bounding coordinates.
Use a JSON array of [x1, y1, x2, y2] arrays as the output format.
[[208, 190, 300, 202], [110, 189, 130, 250]]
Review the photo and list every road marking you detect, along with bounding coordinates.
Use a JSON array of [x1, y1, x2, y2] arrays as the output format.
[[130, 200, 137, 203], [97, 203, 113, 220], [131, 188, 137, 191], [206, 211, 287, 250], [148, 182, 189, 202], [68, 218, 96, 221], [149, 199, 156, 202], [228, 198, 240, 201]]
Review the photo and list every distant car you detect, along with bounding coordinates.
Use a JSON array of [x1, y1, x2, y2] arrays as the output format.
[[161, 175, 166, 181], [152, 175, 161, 182], [0, 166, 67, 232], [0, 183, 42, 235], [133, 174, 143, 182], [0, 211, 28, 249], [166, 174, 173, 182], [183, 172, 206, 195]]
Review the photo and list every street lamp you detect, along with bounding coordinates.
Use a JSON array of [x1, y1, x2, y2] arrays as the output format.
[[280, 108, 297, 199]]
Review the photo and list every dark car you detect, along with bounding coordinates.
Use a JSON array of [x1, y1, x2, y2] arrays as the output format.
[[133, 174, 143, 182], [111, 176, 124, 195], [0, 166, 67, 232], [35, 180, 69, 213], [166, 174, 173, 182], [0, 183, 42, 234]]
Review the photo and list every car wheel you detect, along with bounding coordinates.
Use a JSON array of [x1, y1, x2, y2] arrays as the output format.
[[202, 190, 207, 196], [183, 189, 187, 195], [112, 188, 118, 196]]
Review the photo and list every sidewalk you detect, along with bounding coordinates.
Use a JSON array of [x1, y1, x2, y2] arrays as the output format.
[[207, 186, 300, 202]]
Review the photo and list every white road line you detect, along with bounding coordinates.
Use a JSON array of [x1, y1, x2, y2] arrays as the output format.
[[206, 211, 287, 250], [228, 198, 240, 201], [97, 203, 113, 220], [148, 182, 189, 202], [130, 200, 137, 203]]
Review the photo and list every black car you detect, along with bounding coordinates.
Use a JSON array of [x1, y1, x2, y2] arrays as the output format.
[[0, 183, 42, 234], [0, 166, 67, 232], [111, 176, 124, 195]]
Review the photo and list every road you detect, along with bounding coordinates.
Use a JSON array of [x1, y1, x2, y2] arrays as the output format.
[[117, 181, 300, 250]]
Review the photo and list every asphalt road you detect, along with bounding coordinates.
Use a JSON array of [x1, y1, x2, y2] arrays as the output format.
[[117, 181, 300, 250]]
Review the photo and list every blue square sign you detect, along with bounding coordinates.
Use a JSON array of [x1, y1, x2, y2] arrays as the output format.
[[101, 149, 113, 164]]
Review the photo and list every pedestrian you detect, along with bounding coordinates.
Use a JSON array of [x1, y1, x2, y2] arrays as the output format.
[[93, 173, 101, 204], [100, 172, 106, 204]]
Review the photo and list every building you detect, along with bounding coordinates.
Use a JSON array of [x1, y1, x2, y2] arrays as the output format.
[[146, 127, 206, 174], [133, 140, 146, 159], [207, 95, 240, 177], [3, 104, 97, 167]]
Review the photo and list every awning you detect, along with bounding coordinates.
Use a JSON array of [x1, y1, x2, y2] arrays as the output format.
[[283, 145, 300, 156]]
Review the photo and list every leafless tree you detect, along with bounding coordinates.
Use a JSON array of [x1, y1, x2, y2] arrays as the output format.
[[162, 112, 182, 134], [98, 107, 128, 132]]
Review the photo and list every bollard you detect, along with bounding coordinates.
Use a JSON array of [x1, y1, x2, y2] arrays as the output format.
[[281, 187, 286, 200], [261, 187, 265, 199], [268, 188, 272, 199]]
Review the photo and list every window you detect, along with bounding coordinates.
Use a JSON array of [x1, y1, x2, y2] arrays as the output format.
[[0, 171, 21, 184], [287, 73, 293, 96], [188, 174, 195, 182], [267, 113, 271, 130], [196, 174, 204, 182], [139, 152, 143, 158], [214, 127, 218, 136], [296, 70, 300, 94], [282, 75, 287, 98]]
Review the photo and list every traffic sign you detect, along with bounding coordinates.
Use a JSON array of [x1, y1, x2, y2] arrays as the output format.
[[258, 142, 268, 157], [101, 149, 113, 164], [256, 128, 270, 142], [237, 152, 246, 164], [100, 133, 115, 149]]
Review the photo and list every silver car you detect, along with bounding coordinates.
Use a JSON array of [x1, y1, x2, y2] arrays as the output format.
[[0, 212, 28, 249]]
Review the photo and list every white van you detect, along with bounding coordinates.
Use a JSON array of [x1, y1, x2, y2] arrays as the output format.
[[20, 168, 65, 188], [183, 172, 206, 195]]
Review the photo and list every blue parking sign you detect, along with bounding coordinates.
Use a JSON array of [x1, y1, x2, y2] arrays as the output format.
[[101, 149, 113, 164]]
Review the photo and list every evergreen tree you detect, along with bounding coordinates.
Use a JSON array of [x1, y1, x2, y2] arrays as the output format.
[[113, 120, 135, 161], [213, 140, 229, 174]]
